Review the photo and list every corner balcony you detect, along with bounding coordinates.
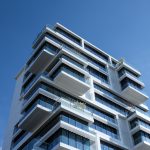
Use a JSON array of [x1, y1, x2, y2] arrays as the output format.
[[18, 99, 59, 132], [133, 131, 150, 150], [119, 71, 144, 88], [51, 64, 90, 96], [26, 43, 59, 74], [120, 78, 148, 105], [116, 59, 141, 77], [134, 141, 150, 150]]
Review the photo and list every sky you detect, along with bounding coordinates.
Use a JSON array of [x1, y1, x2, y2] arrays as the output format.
[[1, 0, 150, 148]]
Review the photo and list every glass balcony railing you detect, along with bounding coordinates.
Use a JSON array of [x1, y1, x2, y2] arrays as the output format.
[[22, 72, 47, 95], [133, 131, 150, 145], [51, 64, 86, 83], [118, 70, 138, 79], [130, 117, 150, 130], [19, 99, 59, 124], [12, 131, 28, 148], [61, 55, 84, 69], [27, 44, 60, 68], [60, 99, 93, 118], [22, 129, 91, 150], [23, 82, 92, 119], [121, 81, 143, 93]]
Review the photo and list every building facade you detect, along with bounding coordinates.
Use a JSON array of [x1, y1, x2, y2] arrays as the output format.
[[3, 23, 150, 150]]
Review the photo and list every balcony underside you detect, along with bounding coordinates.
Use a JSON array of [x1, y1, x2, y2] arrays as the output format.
[[134, 141, 150, 150], [28, 49, 54, 74], [19, 105, 52, 132], [121, 86, 148, 105], [53, 71, 90, 96]]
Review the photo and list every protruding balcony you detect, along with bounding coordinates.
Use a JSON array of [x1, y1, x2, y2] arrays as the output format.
[[22, 81, 93, 124], [60, 99, 94, 123], [120, 78, 148, 105], [26, 42, 60, 74], [133, 131, 150, 150], [18, 99, 59, 132], [116, 59, 141, 77], [134, 141, 150, 150], [51, 64, 90, 96]]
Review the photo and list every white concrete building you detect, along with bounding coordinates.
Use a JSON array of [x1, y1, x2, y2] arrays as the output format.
[[2, 23, 150, 150]]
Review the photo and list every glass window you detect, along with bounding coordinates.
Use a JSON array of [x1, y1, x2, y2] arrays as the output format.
[[61, 129, 68, 144], [83, 138, 90, 150], [76, 135, 83, 149], [91, 120, 118, 139], [69, 117, 76, 126], [101, 140, 123, 150], [69, 132, 76, 147], [87, 66, 109, 84], [55, 27, 81, 45], [61, 114, 69, 123], [84, 43, 109, 62]]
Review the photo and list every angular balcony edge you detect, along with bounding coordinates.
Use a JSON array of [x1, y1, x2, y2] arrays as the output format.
[[27, 49, 54, 74], [116, 61, 141, 76], [53, 70, 90, 96], [127, 110, 150, 125], [134, 141, 150, 150], [130, 125, 150, 136], [119, 72, 144, 88], [121, 85, 149, 105], [18, 104, 52, 132]]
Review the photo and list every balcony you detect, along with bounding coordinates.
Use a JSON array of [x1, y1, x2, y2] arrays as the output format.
[[116, 59, 141, 76], [60, 99, 94, 123], [133, 131, 150, 150], [18, 99, 59, 132], [27, 43, 59, 74], [134, 141, 150, 150], [120, 78, 148, 105], [22, 80, 93, 124], [119, 71, 144, 87], [51, 64, 90, 96], [21, 72, 47, 96]]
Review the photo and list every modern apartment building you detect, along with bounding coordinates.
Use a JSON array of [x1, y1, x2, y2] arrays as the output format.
[[3, 23, 150, 150]]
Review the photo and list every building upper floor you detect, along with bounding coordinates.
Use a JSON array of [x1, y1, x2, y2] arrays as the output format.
[[21, 23, 148, 108]]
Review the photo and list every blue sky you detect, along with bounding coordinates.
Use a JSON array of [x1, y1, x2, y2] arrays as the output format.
[[1, 0, 150, 147]]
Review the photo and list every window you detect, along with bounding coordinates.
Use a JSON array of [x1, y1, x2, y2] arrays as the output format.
[[60, 112, 89, 131], [55, 27, 81, 45], [94, 83, 132, 108], [87, 66, 109, 84], [62, 129, 68, 144], [95, 93, 129, 116], [76, 135, 83, 149], [86, 104, 116, 124], [23, 95, 56, 118], [120, 77, 142, 90], [69, 117, 76, 126], [11, 130, 28, 148], [27, 41, 59, 67], [84, 43, 109, 62], [69, 132, 76, 147], [60, 129, 91, 149], [91, 120, 119, 139], [101, 141, 123, 150], [61, 54, 84, 68], [51, 64, 85, 82], [130, 118, 150, 130], [118, 67, 139, 78]]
